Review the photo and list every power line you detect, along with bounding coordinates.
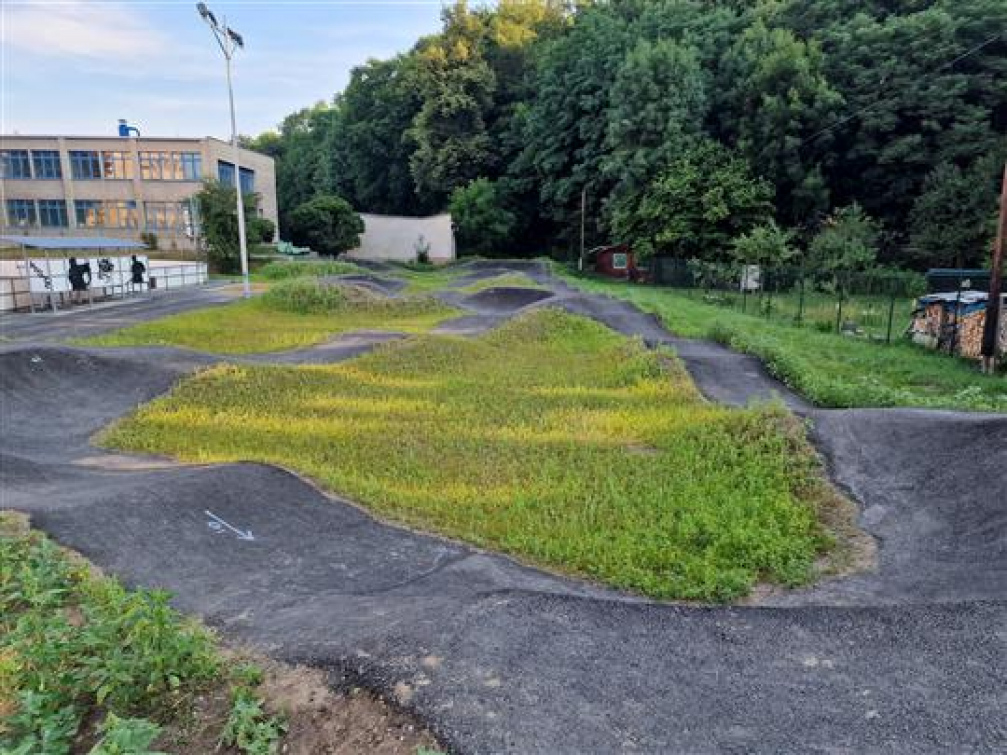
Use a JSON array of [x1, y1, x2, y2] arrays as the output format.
[[801, 32, 1003, 148]]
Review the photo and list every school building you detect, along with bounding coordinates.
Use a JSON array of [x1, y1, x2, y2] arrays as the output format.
[[0, 133, 277, 252]]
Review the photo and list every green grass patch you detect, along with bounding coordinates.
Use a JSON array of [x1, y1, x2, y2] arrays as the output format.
[[0, 512, 283, 754], [100, 309, 844, 602], [455, 272, 547, 294], [76, 280, 459, 354], [389, 264, 461, 294], [254, 259, 365, 281], [558, 271, 1006, 412]]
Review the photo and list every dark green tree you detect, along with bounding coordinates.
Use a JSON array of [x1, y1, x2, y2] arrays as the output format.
[[611, 140, 774, 260], [516, 5, 633, 245], [194, 180, 259, 274], [714, 18, 843, 225], [330, 55, 428, 215], [908, 157, 1002, 269], [815, 2, 1006, 239], [287, 195, 364, 257], [603, 39, 708, 198], [449, 178, 517, 256], [408, 2, 496, 203]]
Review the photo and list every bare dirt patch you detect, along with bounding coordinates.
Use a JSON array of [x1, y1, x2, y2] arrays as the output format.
[[254, 658, 442, 755]]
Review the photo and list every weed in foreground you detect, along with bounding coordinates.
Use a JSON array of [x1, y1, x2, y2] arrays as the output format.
[[0, 514, 284, 754]]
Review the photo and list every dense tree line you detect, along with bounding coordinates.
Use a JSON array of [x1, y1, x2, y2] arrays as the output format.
[[248, 0, 1006, 270]]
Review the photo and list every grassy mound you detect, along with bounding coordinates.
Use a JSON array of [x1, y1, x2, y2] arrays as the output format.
[[255, 260, 364, 281], [78, 280, 458, 354], [456, 272, 546, 293], [101, 309, 842, 601]]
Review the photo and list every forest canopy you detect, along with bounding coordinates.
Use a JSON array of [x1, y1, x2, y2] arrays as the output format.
[[247, 0, 1007, 270]]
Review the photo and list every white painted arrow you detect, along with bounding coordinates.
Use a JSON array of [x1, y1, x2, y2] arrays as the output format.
[[205, 510, 255, 541]]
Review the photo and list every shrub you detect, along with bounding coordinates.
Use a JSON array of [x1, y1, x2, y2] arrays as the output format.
[[808, 204, 879, 274], [248, 216, 276, 244], [287, 195, 363, 257], [261, 278, 445, 317]]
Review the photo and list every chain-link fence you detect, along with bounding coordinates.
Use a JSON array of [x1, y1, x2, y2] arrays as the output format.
[[648, 258, 928, 343]]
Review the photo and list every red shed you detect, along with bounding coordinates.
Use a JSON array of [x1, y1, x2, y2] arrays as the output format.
[[588, 244, 637, 279]]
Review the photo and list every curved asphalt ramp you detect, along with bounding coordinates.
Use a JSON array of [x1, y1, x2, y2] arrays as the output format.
[[460, 286, 554, 313], [434, 285, 555, 336], [2, 273, 1007, 753]]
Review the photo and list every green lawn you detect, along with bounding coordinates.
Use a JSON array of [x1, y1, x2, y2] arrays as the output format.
[[455, 272, 547, 293], [100, 309, 849, 602], [76, 284, 459, 354], [557, 270, 1006, 412], [0, 512, 283, 755], [392, 264, 463, 294]]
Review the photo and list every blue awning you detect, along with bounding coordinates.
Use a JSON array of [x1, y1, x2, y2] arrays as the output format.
[[0, 235, 147, 250]]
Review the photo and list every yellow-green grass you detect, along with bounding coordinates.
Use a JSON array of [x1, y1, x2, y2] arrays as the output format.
[[455, 272, 547, 293], [75, 292, 459, 354], [100, 309, 842, 602], [557, 269, 1007, 412], [391, 265, 462, 294]]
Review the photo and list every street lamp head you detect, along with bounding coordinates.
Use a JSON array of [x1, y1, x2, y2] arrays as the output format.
[[196, 2, 217, 27], [226, 27, 245, 49]]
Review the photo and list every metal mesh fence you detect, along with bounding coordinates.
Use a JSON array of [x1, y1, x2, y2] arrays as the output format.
[[648, 258, 928, 343]]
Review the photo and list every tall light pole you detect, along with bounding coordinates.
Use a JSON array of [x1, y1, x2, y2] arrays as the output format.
[[197, 2, 250, 298]]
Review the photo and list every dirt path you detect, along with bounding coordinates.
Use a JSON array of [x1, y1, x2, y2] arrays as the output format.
[[2, 268, 1005, 754]]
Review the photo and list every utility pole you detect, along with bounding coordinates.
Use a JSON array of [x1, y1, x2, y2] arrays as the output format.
[[578, 186, 586, 272], [197, 2, 250, 298], [981, 162, 1006, 374]]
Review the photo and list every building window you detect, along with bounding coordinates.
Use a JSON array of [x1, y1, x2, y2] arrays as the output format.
[[1, 150, 32, 179], [105, 200, 139, 228], [69, 150, 101, 179], [6, 199, 37, 226], [75, 200, 104, 227], [31, 150, 62, 179], [181, 152, 202, 180], [144, 201, 186, 230], [182, 198, 199, 237], [139, 151, 198, 180], [37, 199, 69, 227], [102, 151, 135, 179], [240, 167, 255, 194], [217, 161, 255, 194], [217, 160, 235, 187]]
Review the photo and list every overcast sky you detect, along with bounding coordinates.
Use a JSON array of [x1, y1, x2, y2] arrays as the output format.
[[1, 0, 446, 139]]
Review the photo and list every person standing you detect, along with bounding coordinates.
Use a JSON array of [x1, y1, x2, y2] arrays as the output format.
[[67, 257, 91, 304], [130, 255, 147, 294]]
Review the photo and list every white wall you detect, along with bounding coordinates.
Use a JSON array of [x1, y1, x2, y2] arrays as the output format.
[[346, 213, 455, 264]]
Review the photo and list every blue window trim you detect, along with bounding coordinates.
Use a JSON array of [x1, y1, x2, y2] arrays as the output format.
[[6, 199, 37, 226], [31, 150, 62, 180], [69, 150, 102, 180], [1, 150, 32, 179], [37, 199, 69, 227]]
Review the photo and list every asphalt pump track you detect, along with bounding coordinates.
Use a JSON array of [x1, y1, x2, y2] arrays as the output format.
[[1, 266, 1005, 754]]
